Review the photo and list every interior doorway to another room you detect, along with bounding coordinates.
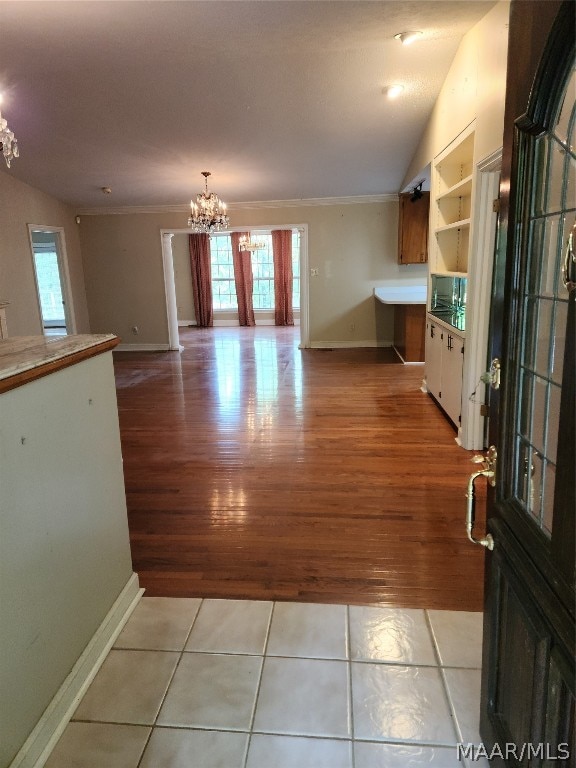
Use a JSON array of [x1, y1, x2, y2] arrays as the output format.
[[161, 227, 309, 350], [28, 226, 76, 336]]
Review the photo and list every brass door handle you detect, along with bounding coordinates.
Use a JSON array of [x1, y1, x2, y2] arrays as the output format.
[[465, 446, 497, 550]]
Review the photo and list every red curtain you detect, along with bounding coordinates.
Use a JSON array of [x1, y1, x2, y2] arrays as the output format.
[[272, 230, 294, 326], [189, 234, 213, 327], [230, 232, 256, 327]]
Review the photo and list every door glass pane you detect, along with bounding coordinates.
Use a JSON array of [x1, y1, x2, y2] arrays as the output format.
[[510, 72, 575, 538]]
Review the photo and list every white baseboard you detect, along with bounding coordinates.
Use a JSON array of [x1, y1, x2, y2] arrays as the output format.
[[309, 340, 393, 349], [392, 346, 425, 365], [178, 320, 196, 327], [115, 343, 170, 352], [10, 573, 143, 768]]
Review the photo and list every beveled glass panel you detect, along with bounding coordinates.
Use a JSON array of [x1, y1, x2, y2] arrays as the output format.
[[559, 213, 576, 298], [532, 376, 548, 454], [545, 137, 566, 214], [554, 68, 576, 149], [523, 297, 539, 370], [541, 215, 561, 297], [532, 136, 550, 217], [528, 218, 545, 295], [534, 298, 554, 376], [529, 450, 543, 522], [516, 438, 532, 510], [551, 299, 567, 384], [520, 369, 534, 440], [565, 153, 575, 213], [546, 382, 562, 465], [542, 462, 556, 536]]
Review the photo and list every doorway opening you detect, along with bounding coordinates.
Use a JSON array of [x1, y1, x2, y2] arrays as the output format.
[[28, 226, 76, 335], [161, 226, 309, 351]]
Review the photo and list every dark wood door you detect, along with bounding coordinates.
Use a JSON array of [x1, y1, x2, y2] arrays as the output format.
[[478, 2, 575, 765]]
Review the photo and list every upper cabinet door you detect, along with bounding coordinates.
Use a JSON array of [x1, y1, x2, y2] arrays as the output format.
[[398, 192, 430, 264]]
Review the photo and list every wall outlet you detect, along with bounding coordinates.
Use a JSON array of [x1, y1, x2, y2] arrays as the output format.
[[131, 326, 139, 335], [350, 323, 356, 332], [310, 267, 319, 277]]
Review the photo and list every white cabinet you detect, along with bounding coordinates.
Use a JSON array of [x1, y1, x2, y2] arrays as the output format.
[[425, 316, 465, 427]]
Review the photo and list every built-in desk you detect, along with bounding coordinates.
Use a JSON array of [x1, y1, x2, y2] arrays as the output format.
[[374, 285, 427, 363]]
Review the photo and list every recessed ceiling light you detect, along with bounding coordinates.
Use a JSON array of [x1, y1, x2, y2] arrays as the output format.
[[383, 85, 404, 99], [394, 31, 423, 46]]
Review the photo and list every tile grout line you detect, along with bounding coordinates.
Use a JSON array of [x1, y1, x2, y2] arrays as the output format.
[[425, 609, 462, 748], [242, 600, 276, 768], [135, 597, 205, 768], [347, 604, 356, 768]]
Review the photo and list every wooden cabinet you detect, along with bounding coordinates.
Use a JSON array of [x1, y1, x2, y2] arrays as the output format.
[[398, 192, 429, 264], [425, 317, 465, 427]]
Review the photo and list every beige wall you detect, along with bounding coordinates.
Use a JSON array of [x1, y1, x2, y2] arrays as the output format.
[[172, 234, 196, 324], [402, 1, 510, 189], [79, 201, 427, 348], [0, 169, 90, 335]]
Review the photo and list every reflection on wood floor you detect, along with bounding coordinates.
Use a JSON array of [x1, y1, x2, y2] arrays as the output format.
[[113, 326, 485, 610]]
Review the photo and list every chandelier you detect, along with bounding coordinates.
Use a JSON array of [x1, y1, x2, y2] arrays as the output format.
[[0, 95, 19, 168], [188, 171, 229, 233], [238, 233, 266, 251]]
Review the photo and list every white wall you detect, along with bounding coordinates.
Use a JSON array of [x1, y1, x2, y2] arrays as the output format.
[[0, 169, 90, 335], [0, 351, 135, 768]]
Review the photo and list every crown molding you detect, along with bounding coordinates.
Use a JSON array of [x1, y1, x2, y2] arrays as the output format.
[[76, 194, 398, 216]]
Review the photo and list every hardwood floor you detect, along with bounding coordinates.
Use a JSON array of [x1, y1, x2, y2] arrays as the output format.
[[113, 326, 486, 610]]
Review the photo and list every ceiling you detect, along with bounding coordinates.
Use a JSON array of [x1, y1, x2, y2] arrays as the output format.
[[0, 1, 496, 211]]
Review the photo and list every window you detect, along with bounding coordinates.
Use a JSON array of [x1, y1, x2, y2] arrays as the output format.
[[209, 230, 300, 312]]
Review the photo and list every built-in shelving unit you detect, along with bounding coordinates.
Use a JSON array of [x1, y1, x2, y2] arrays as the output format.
[[430, 128, 475, 275], [425, 124, 476, 434]]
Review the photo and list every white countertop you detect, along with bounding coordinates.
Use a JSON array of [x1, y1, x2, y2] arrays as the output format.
[[374, 285, 427, 305]]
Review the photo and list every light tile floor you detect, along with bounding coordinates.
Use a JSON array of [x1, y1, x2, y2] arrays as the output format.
[[45, 598, 488, 768]]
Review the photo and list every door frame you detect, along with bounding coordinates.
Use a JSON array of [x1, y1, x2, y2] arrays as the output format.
[[27, 224, 77, 334], [160, 225, 310, 350]]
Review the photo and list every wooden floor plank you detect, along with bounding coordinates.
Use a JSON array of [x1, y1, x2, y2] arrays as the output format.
[[113, 326, 485, 610]]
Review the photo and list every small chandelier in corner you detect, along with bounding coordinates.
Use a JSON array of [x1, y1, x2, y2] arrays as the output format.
[[0, 94, 19, 168], [238, 233, 266, 252], [188, 171, 229, 233]]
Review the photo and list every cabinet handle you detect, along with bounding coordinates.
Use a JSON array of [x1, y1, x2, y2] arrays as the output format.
[[447, 335, 453, 350]]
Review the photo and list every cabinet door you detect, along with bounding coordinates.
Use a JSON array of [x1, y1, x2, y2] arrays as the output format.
[[425, 321, 442, 400], [441, 332, 464, 426], [398, 192, 430, 264]]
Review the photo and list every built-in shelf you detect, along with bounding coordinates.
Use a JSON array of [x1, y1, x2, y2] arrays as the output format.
[[435, 218, 471, 234], [437, 175, 473, 201]]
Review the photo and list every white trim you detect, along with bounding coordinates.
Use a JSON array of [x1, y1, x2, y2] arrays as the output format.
[[460, 151, 502, 450], [27, 225, 77, 335], [160, 233, 180, 350], [115, 343, 171, 352], [309, 340, 393, 349], [178, 320, 196, 327], [393, 346, 425, 365], [77, 194, 397, 216], [9, 574, 142, 768]]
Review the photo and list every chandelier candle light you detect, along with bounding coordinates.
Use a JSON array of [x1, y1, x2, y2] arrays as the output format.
[[238, 234, 266, 252], [188, 171, 230, 233], [0, 94, 19, 168]]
